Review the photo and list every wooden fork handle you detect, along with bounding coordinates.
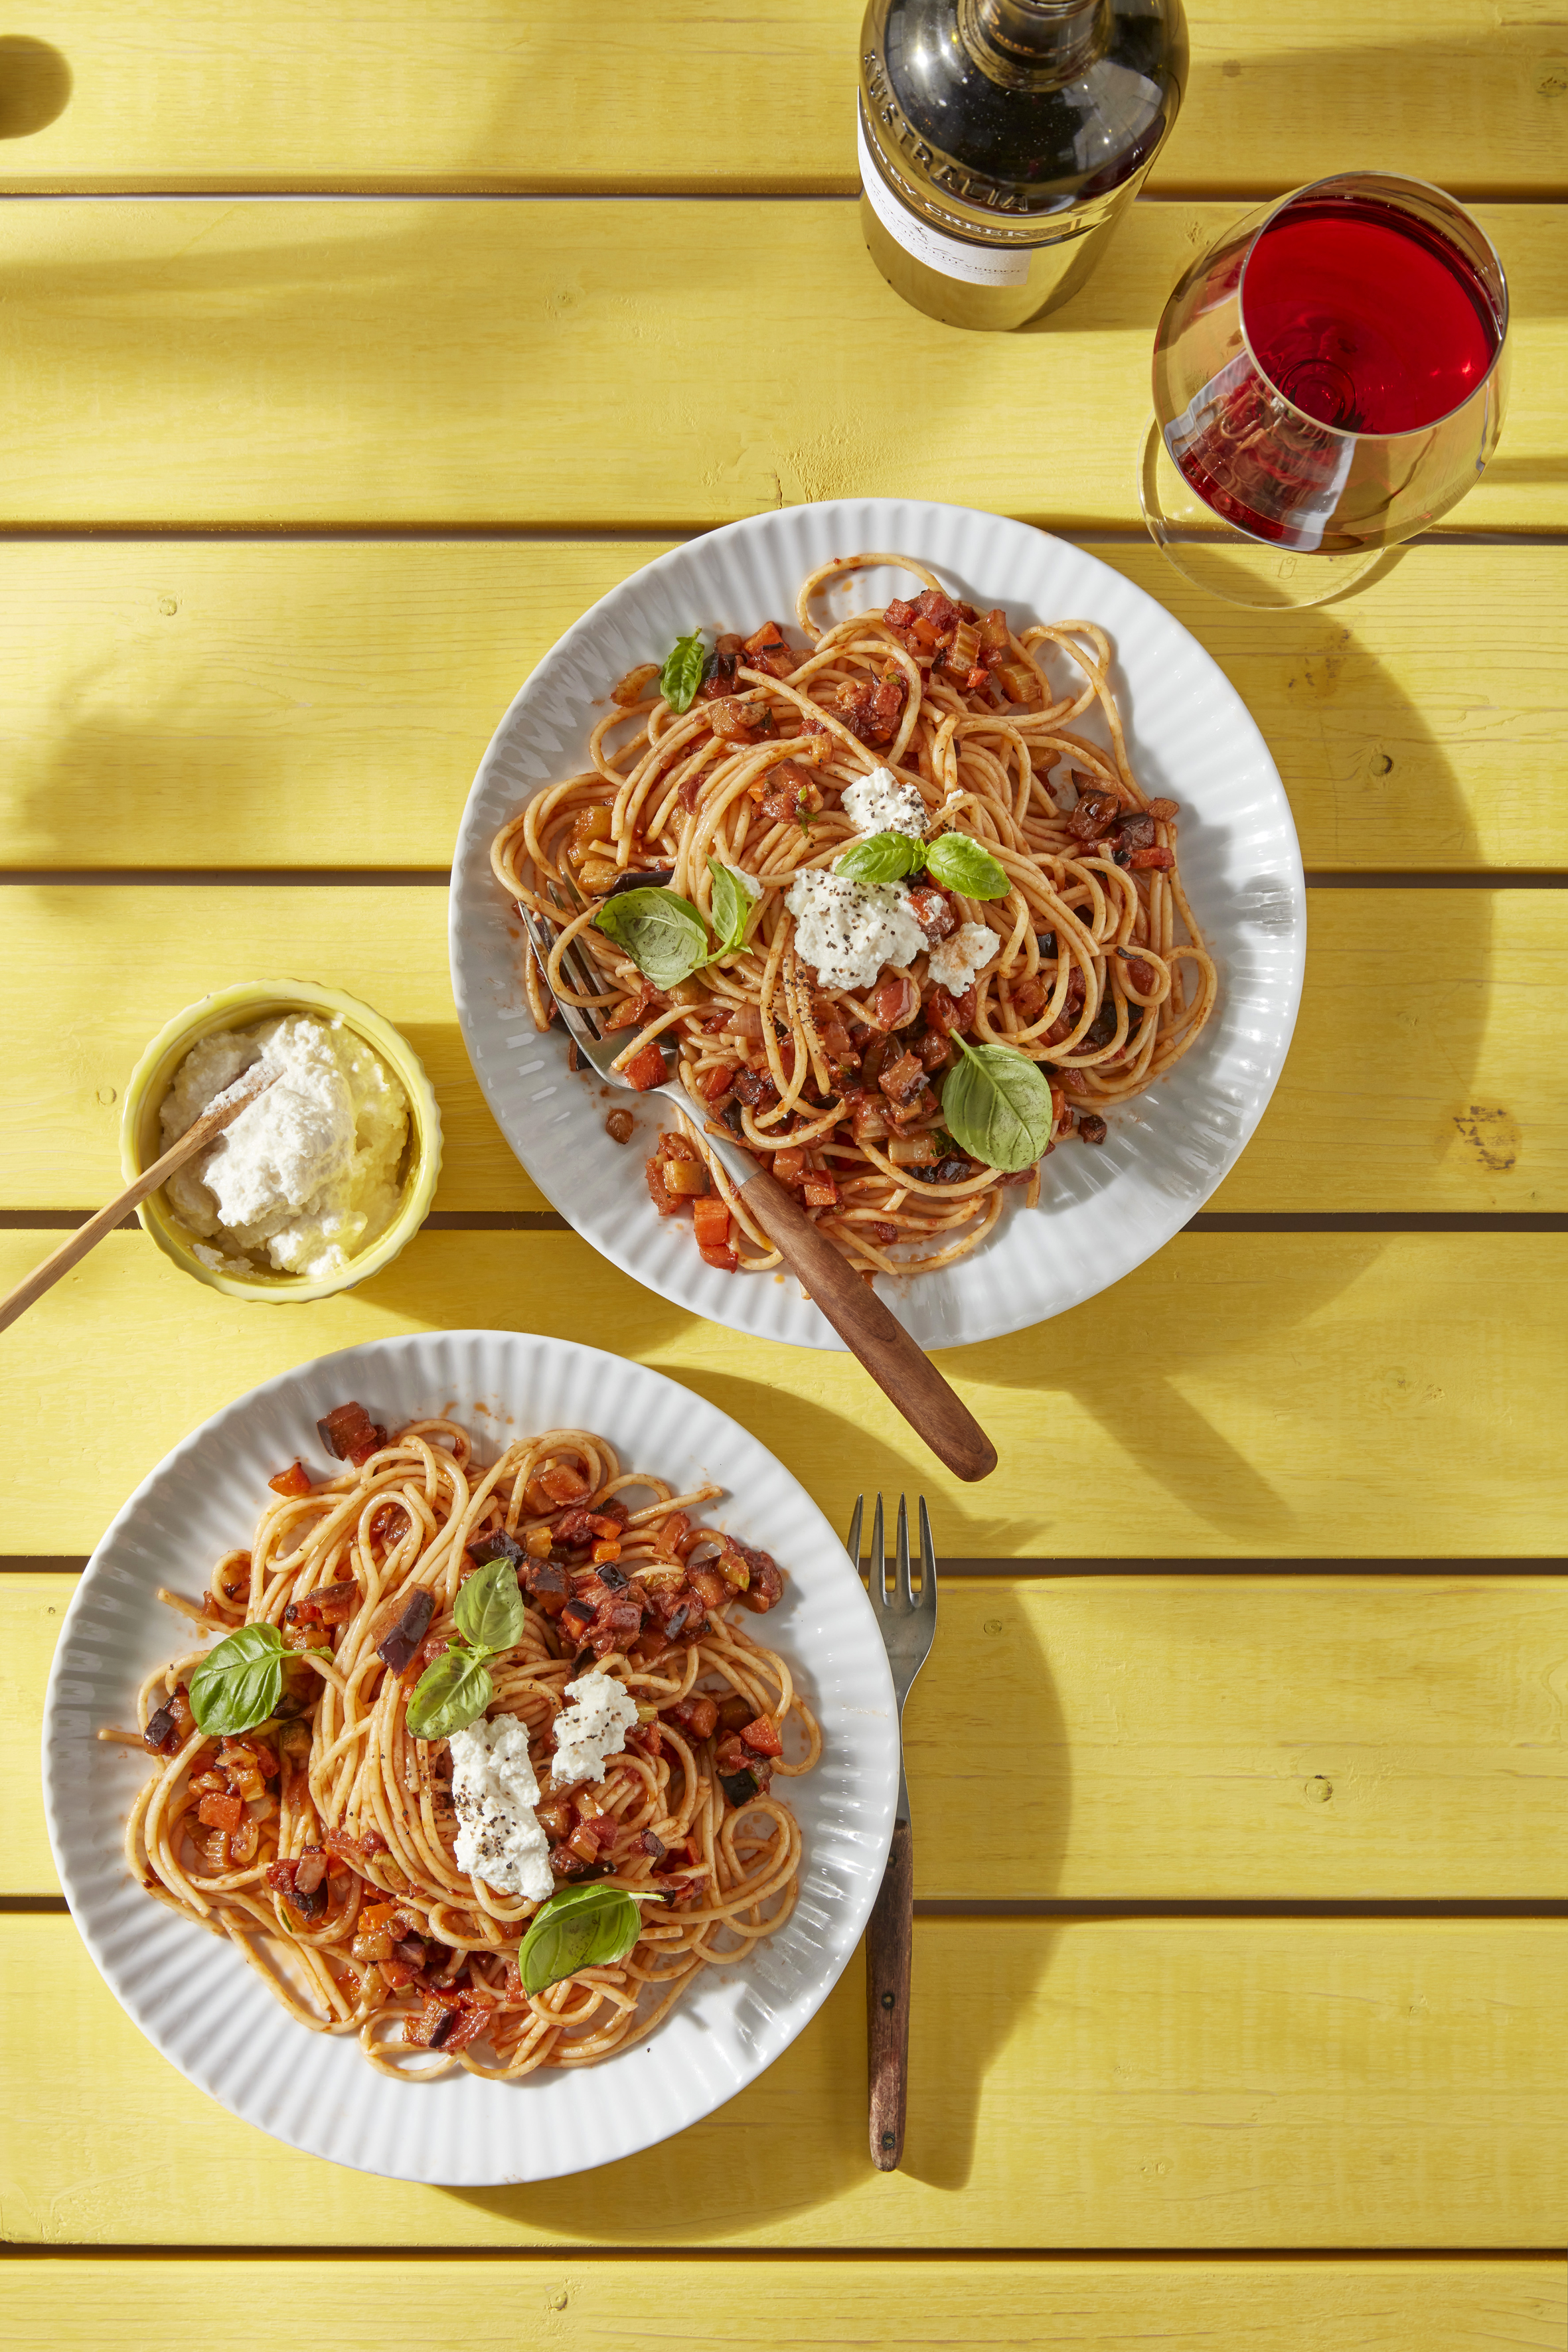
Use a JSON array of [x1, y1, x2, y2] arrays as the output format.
[[866, 1816, 913, 2171], [737, 1168, 997, 1484]]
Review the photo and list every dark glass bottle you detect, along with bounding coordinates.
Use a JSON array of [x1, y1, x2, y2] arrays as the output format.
[[858, 0, 1187, 330]]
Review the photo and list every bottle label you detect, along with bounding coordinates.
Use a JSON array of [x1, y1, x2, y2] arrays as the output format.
[[857, 114, 1030, 289]]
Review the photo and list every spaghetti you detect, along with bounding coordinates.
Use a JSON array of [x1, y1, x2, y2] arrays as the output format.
[[491, 552, 1218, 1279], [108, 1411, 817, 2078]]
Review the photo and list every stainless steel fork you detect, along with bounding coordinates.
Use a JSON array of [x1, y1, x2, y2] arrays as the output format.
[[847, 1490, 937, 2172], [517, 896, 996, 1482]]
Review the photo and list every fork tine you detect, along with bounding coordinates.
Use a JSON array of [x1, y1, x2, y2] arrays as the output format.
[[917, 1496, 937, 1613], [846, 1493, 864, 1576], [895, 1495, 913, 1608], [520, 906, 602, 1052], [543, 892, 609, 1038], [869, 1492, 885, 1609]]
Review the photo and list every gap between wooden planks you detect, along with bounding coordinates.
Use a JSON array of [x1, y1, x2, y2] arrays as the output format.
[[1, 886, 1562, 1217], [11, 1568, 1568, 1901], [0, 1227, 1563, 1560], [0, 2255, 1560, 2351], [0, 539, 1563, 873], [0, 0, 1563, 199], [0, 202, 1560, 533], [8, 1913, 1568, 2247]]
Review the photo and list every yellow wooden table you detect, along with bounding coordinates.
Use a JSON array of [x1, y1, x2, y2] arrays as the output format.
[[3, 6, 1567, 2344]]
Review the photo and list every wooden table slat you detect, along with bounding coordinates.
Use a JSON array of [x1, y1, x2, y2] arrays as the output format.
[[2, 2254, 1561, 2349], [1, 1227, 1563, 1559], [1, 540, 1564, 876], [1, 3, 1565, 201], [0, 201, 1561, 534], [1, 884, 1561, 1216], [13, 1567, 1568, 1901], [9, 1914, 1568, 2246]]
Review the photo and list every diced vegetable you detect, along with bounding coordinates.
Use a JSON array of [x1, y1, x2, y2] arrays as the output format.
[[621, 1040, 669, 1091], [691, 1196, 732, 1249], [740, 1715, 783, 1759], [663, 1157, 708, 1198], [802, 1172, 839, 1208], [317, 1401, 386, 1466], [268, 1460, 313, 1499], [539, 1463, 590, 1504]]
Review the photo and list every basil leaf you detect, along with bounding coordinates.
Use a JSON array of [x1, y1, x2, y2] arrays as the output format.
[[594, 887, 712, 988], [659, 632, 707, 714], [940, 1039, 1057, 1174], [406, 1646, 494, 1741], [925, 832, 1010, 900], [707, 859, 757, 957], [189, 1622, 286, 1736], [454, 1557, 527, 1656], [518, 1882, 647, 1993], [834, 830, 927, 886]]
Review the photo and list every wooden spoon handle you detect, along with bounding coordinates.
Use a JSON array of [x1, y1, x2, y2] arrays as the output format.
[[737, 1167, 997, 1483], [866, 1814, 913, 2171], [0, 1069, 275, 1336]]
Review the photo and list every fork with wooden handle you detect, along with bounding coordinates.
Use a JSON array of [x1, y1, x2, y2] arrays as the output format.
[[0, 1068, 277, 1335], [850, 1491, 938, 2172], [518, 902, 997, 1484]]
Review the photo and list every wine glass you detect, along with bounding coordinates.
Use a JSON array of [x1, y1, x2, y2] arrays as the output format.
[[1139, 171, 1509, 609]]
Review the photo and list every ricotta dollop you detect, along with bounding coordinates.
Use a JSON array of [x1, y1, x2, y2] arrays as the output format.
[[448, 1711, 554, 1901], [840, 767, 928, 840], [551, 1668, 639, 1788], [161, 1012, 409, 1281], [783, 869, 928, 993], [927, 922, 1000, 994]]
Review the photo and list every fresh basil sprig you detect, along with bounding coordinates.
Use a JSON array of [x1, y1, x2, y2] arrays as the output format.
[[706, 858, 757, 955], [925, 831, 1010, 899], [189, 1622, 287, 1735], [939, 1038, 1057, 1174], [834, 828, 1009, 900], [594, 887, 712, 988], [659, 632, 707, 714], [595, 866, 759, 988], [406, 1558, 528, 1741], [518, 1881, 659, 1993], [835, 830, 926, 887]]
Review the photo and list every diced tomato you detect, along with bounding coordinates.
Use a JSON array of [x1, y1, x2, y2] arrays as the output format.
[[740, 1714, 783, 1759], [1128, 845, 1176, 872], [539, 1462, 589, 1505], [645, 1152, 678, 1215], [772, 1146, 807, 1188], [870, 973, 920, 1032], [701, 1059, 739, 1102], [197, 1792, 244, 1834], [802, 1172, 839, 1209], [698, 1243, 739, 1273], [655, 1510, 691, 1557], [268, 1460, 313, 1499], [926, 983, 979, 1038], [692, 1196, 732, 1249], [622, 1040, 669, 1091]]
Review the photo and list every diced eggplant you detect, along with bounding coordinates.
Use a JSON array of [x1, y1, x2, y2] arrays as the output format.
[[375, 1587, 435, 1675], [719, 1766, 763, 1807], [469, 1530, 526, 1570], [143, 1703, 178, 1756]]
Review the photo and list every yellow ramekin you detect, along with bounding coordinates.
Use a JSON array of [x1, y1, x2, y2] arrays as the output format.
[[119, 980, 443, 1304]]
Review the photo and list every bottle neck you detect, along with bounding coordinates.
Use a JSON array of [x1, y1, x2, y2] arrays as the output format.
[[957, 0, 1106, 88]]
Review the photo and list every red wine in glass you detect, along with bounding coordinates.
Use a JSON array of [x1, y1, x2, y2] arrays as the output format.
[[1146, 173, 1508, 593]]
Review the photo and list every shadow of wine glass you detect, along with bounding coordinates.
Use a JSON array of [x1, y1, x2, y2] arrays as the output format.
[[0, 35, 70, 139]]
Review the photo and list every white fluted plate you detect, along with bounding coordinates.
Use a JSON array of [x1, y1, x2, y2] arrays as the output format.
[[40, 1331, 898, 2184], [451, 499, 1304, 1352]]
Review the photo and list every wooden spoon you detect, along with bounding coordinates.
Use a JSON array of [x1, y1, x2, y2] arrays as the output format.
[[0, 1068, 277, 1335]]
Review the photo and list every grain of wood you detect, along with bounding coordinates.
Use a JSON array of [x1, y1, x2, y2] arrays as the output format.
[[0, 3, 1563, 199], [0, 886, 1558, 1215], [0, 202, 1559, 532], [7, 1915, 1568, 2246], [11, 1569, 1568, 1900], [0, 1227, 1561, 1559], [0, 2255, 1559, 2350], [0, 540, 1562, 874]]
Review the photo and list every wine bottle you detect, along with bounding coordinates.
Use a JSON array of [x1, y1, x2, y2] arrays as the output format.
[[858, 0, 1187, 331]]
